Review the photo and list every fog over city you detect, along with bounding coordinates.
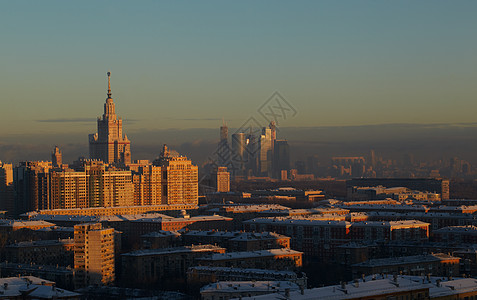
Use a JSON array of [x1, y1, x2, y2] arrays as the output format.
[[2, 122, 477, 166]]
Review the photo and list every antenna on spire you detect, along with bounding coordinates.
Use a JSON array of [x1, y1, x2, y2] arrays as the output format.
[[107, 71, 112, 98], [222, 117, 226, 126]]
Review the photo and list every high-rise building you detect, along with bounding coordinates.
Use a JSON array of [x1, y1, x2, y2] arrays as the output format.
[[89, 72, 131, 166], [51, 146, 62, 168], [152, 145, 198, 206], [244, 130, 258, 176], [217, 120, 230, 167], [14, 161, 52, 215], [41, 160, 134, 210], [212, 167, 230, 193], [82, 161, 134, 207], [231, 132, 246, 176], [132, 165, 163, 206], [74, 223, 115, 288], [0, 162, 14, 215], [49, 169, 88, 209], [273, 140, 290, 178], [258, 127, 273, 176]]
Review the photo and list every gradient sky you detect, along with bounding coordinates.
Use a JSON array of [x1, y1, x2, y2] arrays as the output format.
[[1, 1, 477, 137]]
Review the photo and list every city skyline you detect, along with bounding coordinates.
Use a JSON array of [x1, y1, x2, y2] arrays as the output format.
[[1, 1, 477, 138], [5, 2, 477, 298]]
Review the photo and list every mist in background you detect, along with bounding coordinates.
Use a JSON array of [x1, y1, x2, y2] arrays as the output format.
[[2, 122, 476, 167]]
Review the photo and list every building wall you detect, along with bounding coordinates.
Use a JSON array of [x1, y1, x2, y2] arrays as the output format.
[[121, 246, 225, 288], [74, 223, 115, 288], [0, 162, 14, 215]]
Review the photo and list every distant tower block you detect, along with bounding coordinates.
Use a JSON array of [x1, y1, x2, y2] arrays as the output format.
[[220, 118, 228, 141], [89, 72, 131, 165], [218, 120, 230, 166], [269, 121, 276, 142], [213, 167, 230, 193], [52, 146, 62, 167]]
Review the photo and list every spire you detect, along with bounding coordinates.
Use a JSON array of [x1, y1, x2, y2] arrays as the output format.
[[107, 71, 112, 99]]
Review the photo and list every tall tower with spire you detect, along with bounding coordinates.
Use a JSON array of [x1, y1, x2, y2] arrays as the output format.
[[89, 72, 131, 165], [51, 146, 62, 168]]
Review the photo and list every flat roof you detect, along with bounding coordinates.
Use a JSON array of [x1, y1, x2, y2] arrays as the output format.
[[122, 244, 225, 257], [352, 253, 459, 268], [198, 249, 302, 261]]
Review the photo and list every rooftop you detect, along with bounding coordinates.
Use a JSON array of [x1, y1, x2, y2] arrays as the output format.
[[352, 253, 459, 268], [198, 249, 302, 261], [183, 230, 287, 241], [188, 266, 298, 276], [434, 225, 477, 234], [0, 276, 79, 299], [200, 281, 299, 294], [141, 230, 181, 238], [238, 276, 430, 300], [6, 238, 73, 248], [122, 244, 225, 257], [0, 220, 55, 228]]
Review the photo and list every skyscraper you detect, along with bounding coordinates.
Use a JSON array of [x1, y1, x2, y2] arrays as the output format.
[[273, 140, 290, 178], [258, 127, 272, 176], [89, 72, 131, 166], [231, 132, 246, 176], [269, 121, 277, 151], [217, 120, 230, 167], [51, 146, 62, 168]]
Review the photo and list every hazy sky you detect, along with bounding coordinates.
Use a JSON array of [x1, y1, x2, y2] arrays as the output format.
[[1, 1, 477, 137]]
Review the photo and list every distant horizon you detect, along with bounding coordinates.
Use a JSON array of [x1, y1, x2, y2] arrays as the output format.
[[2, 122, 477, 166]]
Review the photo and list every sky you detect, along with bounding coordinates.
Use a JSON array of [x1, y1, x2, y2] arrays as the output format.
[[1, 1, 477, 163]]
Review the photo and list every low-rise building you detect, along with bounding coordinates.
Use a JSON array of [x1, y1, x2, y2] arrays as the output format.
[[350, 220, 429, 241], [200, 281, 299, 300], [141, 230, 181, 249], [0, 262, 75, 290], [243, 217, 429, 261], [0, 276, 80, 299], [3, 239, 74, 266], [433, 225, 477, 244], [351, 253, 460, 278], [187, 266, 307, 291], [121, 245, 226, 288], [240, 275, 477, 299], [182, 230, 290, 251], [0, 220, 55, 233], [196, 249, 303, 270]]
